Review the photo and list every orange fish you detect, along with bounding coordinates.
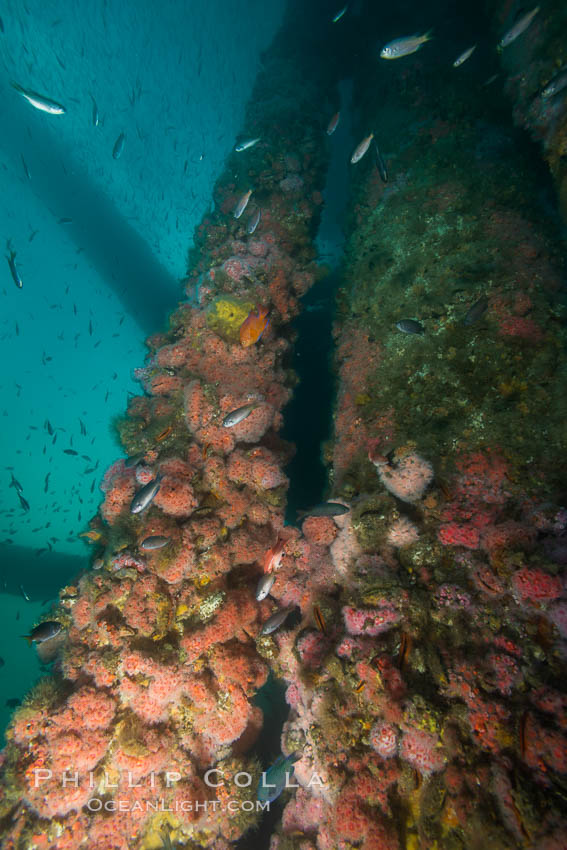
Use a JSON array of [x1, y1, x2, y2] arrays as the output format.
[[262, 536, 286, 574], [313, 605, 327, 635], [155, 425, 173, 443], [79, 529, 102, 542], [519, 711, 528, 759], [398, 632, 412, 671], [239, 306, 270, 347]]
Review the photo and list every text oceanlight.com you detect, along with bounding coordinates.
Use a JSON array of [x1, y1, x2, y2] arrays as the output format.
[[87, 799, 270, 813]]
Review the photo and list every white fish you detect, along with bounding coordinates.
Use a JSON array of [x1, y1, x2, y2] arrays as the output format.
[[332, 5, 348, 23], [255, 573, 276, 601], [90, 94, 99, 126], [130, 474, 162, 514], [222, 402, 259, 428], [260, 606, 294, 635], [297, 502, 350, 519], [351, 133, 374, 164], [235, 138, 260, 152], [140, 535, 170, 550], [247, 209, 261, 235], [234, 189, 253, 219], [11, 81, 66, 115], [380, 31, 433, 59], [541, 69, 567, 100], [498, 6, 539, 49], [453, 44, 476, 67], [6, 245, 23, 289]]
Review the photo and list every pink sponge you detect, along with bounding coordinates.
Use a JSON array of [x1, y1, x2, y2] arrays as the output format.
[[227, 448, 287, 490], [100, 466, 136, 524], [369, 721, 399, 758], [386, 516, 419, 547], [50, 729, 108, 773], [66, 687, 117, 729], [372, 451, 433, 502], [399, 728, 446, 775], [25, 774, 94, 819], [193, 683, 251, 747], [282, 788, 325, 834], [153, 458, 198, 517], [512, 566, 563, 604], [183, 379, 214, 432], [302, 516, 338, 545], [343, 604, 400, 636], [438, 522, 481, 549]]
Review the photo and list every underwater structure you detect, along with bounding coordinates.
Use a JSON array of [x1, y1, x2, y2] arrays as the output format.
[[1, 0, 567, 848], [272, 3, 567, 847], [486, 0, 567, 225], [0, 1, 334, 847]]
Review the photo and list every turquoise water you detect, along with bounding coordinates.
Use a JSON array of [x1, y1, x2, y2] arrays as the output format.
[[0, 0, 285, 738]]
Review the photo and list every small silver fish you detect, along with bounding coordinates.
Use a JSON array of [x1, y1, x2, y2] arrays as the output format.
[[453, 45, 476, 67], [297, 502, 350, 519], [499, 6, 539, 49], [541, 69, 567, 100], [90, 94, 99, 126], [256, 572, 276, 601], [235, 138, 261, 152], [332, 5, 348, 23], [6, 244, 23, 289], [21, 155, 31, 180], [222, 402, 259, 428], [113, 132, 126, 160], [351, 133, 374, 164], [9, 472, 24, 494], [247, 209, 261, 235], [260, 606, 294, 635], [130, 474, 162, 514], [11, 81, 66, 114], [380, 31, 433, 59], [18, 492, 30, 511], [396, 319, 424, 335], [234, 189, 253, 219], [140, 535, 170, 550]]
